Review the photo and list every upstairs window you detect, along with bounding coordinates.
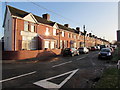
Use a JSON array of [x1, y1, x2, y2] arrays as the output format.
[[71, 34, 73, 38], [68, 33, 70, 38], [24, 21, 28, 31], [31, 23, 35, 32], [53, 28, 56, 36], [62, 31, 65, 37], [45, 27, 49, 36], [74, 35, 76, 39]]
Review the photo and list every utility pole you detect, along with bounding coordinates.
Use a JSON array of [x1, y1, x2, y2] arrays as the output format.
[[83, 25, 86, 47]]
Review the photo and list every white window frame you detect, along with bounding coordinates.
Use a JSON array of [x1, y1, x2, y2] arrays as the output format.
[[53, 28, 56, 36], [62, 31, 65, 37], [24, 21, 28, 31], [31, 23, 35, 32], [71, 34, 72, 38], [45, 27, 49, 36], [51, 41, 55, 49], [45, 41, 49, 49], [74, 35, 76, 39], [68, 33, 69, 38]]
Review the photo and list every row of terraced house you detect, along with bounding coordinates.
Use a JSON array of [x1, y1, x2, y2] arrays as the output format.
[[2, 5, 110, 60]]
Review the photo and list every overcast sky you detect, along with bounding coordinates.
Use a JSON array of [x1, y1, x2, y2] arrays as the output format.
[[1, 1, 118, 42]]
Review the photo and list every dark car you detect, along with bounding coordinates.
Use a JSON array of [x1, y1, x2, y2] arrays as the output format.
[[98, 48, 113, 59], [90, 46, 96, 51], [78, 47, 89, 54], [100, 45, 106, 50], [62, 48, 79, 56]]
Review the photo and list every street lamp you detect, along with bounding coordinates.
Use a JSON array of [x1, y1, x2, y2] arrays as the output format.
[[83, 25, 87, 47]]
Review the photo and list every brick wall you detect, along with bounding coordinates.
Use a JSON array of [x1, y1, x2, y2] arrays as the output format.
[[2, 49, 62, 60]]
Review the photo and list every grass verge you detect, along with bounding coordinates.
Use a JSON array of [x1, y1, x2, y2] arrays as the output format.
[[95, 68, 120, 88]]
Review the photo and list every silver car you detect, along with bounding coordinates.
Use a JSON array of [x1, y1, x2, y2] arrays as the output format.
[[78, 47, 89, 54]]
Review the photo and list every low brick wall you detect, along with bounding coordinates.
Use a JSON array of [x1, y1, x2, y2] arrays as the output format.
[[2, 49, 62, 60]]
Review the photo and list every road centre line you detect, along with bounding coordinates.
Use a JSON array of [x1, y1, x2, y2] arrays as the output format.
[[0, 71, 37, 83], [52, 61, 72, 68]]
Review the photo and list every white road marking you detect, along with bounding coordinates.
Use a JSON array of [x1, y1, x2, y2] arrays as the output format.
[[33, 69, 79, 89], [0, 71, 36, 83], [52, 61, 72, 68], [76, 57, 86, 60]]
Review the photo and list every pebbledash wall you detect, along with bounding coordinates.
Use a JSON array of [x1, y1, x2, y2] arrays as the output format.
[[2, 49, 62, 60]]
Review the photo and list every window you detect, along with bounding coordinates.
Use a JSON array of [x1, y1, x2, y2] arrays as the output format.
[[51, 41, 55, 49], [71, 34, 72, 38], [24, 21, 28, 31], [74, 35, 76, 39], [53, 28, 56, 36], [72, 34, 74, 38], [31, 23, 35, 32], [45, 27, 49, 36], [68, 33, 71, 38], [62, 31, 65, 37], [22, 36, 37, 50], [22, 41, 28, 50], [45, 41, 49, 48], [60, 40, 62, 49], [31, 40, 36, 50]]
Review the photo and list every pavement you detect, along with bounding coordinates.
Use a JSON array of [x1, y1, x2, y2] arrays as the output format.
[[1, 55, 60, 64]]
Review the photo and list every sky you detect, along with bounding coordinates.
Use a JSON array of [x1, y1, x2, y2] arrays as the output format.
[[1, 1, 118, 42]]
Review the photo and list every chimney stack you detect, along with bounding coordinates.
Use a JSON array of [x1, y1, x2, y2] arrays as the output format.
[[76, 27, 80, 34], [76, 27, 80, 31], [42, 13, 50, 21], [64, 24, 69, 28], [89, 33, 92, 37]]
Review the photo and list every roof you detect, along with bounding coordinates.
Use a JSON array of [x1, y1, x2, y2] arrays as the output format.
[[6, 5, 78, 33]]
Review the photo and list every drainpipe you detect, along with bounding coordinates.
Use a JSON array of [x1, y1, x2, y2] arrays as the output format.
[[13, 18, 16, 51]]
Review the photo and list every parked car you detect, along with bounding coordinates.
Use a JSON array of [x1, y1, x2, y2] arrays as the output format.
[[100, 45, 106, 50], [98, 48, 113, 59], [87, 47, 91, 51], [78, 47, 89, 54], [90, 46, 96, 51], [109, 47, 114, 53], [62, 48, 79, 56], [95, 46, 100, 50]]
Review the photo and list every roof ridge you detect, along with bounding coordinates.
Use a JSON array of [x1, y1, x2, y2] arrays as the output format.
[[6, 5, 77, 33], [7, 5, 29, 14]]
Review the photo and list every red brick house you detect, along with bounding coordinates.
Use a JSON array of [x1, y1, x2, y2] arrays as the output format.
[[3, 5, 109, 52]]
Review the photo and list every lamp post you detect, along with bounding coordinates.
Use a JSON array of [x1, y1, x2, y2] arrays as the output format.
[[83, 25, 87, 47]]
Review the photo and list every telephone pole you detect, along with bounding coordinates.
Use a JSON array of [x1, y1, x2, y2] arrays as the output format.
[[83, 25, 87, 47]]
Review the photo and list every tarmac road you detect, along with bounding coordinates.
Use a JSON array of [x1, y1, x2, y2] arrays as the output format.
[[2, 51, 115, 89]]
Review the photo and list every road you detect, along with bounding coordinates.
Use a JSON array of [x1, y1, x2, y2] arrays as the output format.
[[2, 51, 115, 89]]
